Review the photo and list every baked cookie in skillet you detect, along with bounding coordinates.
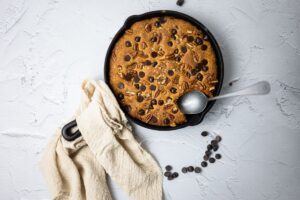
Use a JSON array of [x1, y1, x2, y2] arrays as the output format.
[[109, 16, 218, 127]]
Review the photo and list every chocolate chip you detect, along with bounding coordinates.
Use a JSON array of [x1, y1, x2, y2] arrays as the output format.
[[170, 87, 177, 94], [152, 61, 158, 67], [195, 65, 201, 72], [195, 37, 203, 45], [188, 166, 194, 172], [168, 70, 174, 76], [211, 140, 218, 147], [137, 95, 144, 102], [148, 76, 154, 82], [124, 105, 131, 112], [135, 36, 141, 42], [201, 44, 207, 50], [154, 21, 161, 27], [133, 76, 140, 83], [187, 36, 194, 42], [148, 104, 154, 110], [203, 155, 209, 161], [118, 82, 124, 89], [207, 144, 213, 150], [172, 172, 179, 178], [138, 109, 145, 115], [124, 73, 133, 81], [181, 46, 187, 53], [158, 100, 164, 105], [216, 136, 222, 142], [117, 93, 124, 100], [138, 71, 145, 78], [163, 118, 170, 125], [151, 37, 157, 42], [209, 157, 215, 163], [167, 41, 173, 47], [143, 60, 152, 66], [175, 57, 181, 62], [201, 131, 208, 136], [150, 85, 156, 91], [124, 55, 131, 61], [215, 154, 222, 159], [134, 83, 140, 89], [182, 167, 187, 173], [125, 41, 132, 47], [201, 59, 208, 65], [165, 165, 172, 171], [140, 85, 146, 91], [202, 65, 208, 72], [191, 68, 197, 75], [171, 108, 178, 114], [171, 28, 177, 35], [151, 51, 158, 58], [151, 99, 157, 105], [195, 167, 201, 173], [171, 34, 176, 40], [213, 145, 219, 151], [174, 49, 179, 54], [197, 73, 203, 81], [149, 116, 158, 123], [164, 171, 171, 177], [205, 150, 211, 156], [201, 161, 208, 167], [176, 0, 184, 6]]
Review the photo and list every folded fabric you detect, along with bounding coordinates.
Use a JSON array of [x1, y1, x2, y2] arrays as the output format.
[[40, 80, 162, 200]]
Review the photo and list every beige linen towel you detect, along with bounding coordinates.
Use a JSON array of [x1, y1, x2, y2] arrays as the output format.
[[40, 80, 162, 200]]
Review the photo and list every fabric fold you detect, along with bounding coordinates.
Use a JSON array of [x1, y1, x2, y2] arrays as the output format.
[[40, 79, 162, 200]]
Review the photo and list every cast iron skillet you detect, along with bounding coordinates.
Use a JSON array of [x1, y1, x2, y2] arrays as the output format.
[[62, 10, 224, 141], [104, 10, 224, 131]]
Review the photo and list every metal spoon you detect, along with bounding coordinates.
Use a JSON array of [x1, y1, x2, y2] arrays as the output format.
[[178, 81, 271, 114]]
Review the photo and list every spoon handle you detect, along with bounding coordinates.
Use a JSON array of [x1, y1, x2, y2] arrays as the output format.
[[208, 81, 271, 101]]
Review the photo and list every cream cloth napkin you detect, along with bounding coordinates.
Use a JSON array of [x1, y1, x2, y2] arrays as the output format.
[[40, 80, 162, 200]]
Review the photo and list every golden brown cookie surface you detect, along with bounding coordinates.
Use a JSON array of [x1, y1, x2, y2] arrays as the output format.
[[109, 16, 218, 127]]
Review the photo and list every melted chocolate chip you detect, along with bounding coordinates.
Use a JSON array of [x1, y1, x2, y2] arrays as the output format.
[[203, 35, 209, 40], [171, 108, 178, 114], [151, 51, 158, 58], [118, 82, 124, 89], [150, 85, 156, 91], [143, 60, 152, 66], [201, 44, 208, 50], [150, 37, 157, 43], [138, 71, 145, 78], [152, 61, 158, 67], [124, 55, 131, 61], [140, 85, 146, 91], [187, 36, 194, 42], [151, 99, 157, 105], [135, 36, 141, 42], [117, 93, 124, 100], [137, 95, 144, 102], [148, 76, 154, 82], [195, 37, 203, 45], [123, 105, 131, 112], [138, 109, 145, 115], [124, 73, 133, 81], [133, 76, 140, 83], [197, 73, 203, 81], [170, 87, 177, 94], [181, 46, 187, 53], [171, 28, 177, 35], [201, 59, 208, 65], [167, 41, 173, 47], [174, 49, 179, 54], [163, 118, 170, 125], [175, 57, 181, 62], [191, 68, 198, 75], [158, 100, 164, 105], [125, 41, 132, 47], [134, 83, 140, 89], [154, 21, 161, 27], [202, 65, 208, 72], [149, 116, 158, 123], [168, 70, 174, 76]]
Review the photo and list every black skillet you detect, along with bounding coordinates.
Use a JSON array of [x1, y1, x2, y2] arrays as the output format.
[[62, 10, 224, 141]]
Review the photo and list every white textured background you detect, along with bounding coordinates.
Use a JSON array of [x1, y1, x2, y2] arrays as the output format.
[[0, 0, 300, 199]]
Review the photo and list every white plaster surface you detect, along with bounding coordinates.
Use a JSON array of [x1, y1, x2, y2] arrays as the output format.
[[0, 0, 300, 199]]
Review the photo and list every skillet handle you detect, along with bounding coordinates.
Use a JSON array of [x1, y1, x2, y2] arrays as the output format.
[[61, 120, 81, 141]]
